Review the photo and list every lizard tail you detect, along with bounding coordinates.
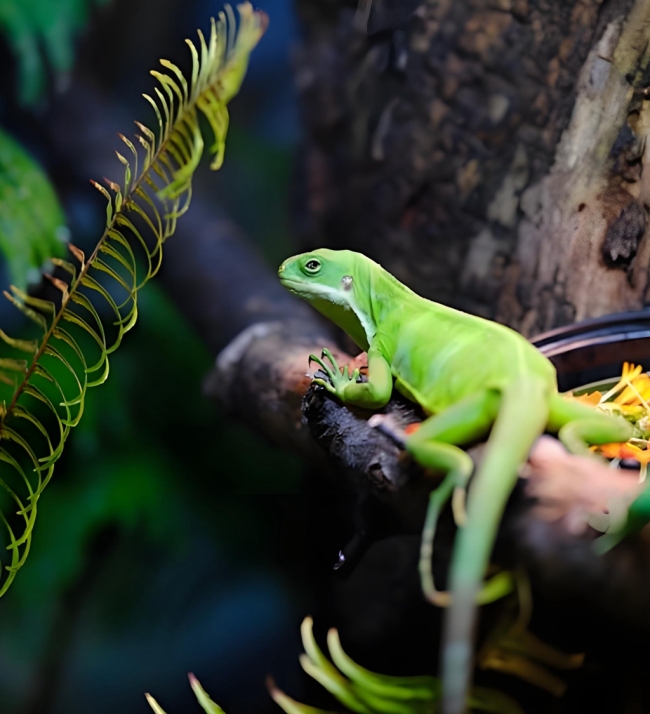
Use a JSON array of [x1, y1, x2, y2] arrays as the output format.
[[440, 375, 550, 714]]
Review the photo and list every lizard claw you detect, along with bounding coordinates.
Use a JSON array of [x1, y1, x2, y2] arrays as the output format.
[[320, 348, 339, 372], [312, 377, 334, 391], [308, 348, 357, 399], [308, 353, 334, 379]]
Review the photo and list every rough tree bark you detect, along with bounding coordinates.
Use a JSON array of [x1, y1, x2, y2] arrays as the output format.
[[207, 0, 650, 702], [202, 0, 650, 619], [292, 0, 650, 334], [43, 2, 650, 706]]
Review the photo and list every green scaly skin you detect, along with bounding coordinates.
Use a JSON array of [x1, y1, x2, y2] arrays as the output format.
[[278, 248, 633, 714]]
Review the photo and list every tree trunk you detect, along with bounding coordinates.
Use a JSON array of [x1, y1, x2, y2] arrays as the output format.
[[197, 0, 650, 625], [49, 0, 650, 564], [47, 5, 650, 707], [292, 0, 650, 335]]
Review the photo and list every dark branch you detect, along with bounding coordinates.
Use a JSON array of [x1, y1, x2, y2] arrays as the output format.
[[45, 74, 650, 633]]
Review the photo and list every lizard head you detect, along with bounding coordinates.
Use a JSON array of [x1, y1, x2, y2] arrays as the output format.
[[278, 248, 356, 300], [278, 248, 373, 350]]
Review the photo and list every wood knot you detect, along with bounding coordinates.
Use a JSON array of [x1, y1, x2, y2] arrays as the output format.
[[601, 193, 647, 268]]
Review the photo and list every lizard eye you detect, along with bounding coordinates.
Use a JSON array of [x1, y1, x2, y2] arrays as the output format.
[[304, 259, 321, 274]]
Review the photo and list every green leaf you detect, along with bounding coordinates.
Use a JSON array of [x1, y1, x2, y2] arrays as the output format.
[[300, 618, 373, 714], [0, 2, 267, 597], [267, 676, 340, 714], [0, 127, 67, 289], [189, 673, 228, 714], [145, 693, 169, 714], [0, 0, 112, 105], [271, 618, 522, 714], [326, 629, 439, 701], [145, 676, 228, 714], [469, 686, 525, 714]]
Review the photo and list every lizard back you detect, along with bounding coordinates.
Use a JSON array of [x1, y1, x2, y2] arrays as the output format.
[[386, 301, 557, 414]]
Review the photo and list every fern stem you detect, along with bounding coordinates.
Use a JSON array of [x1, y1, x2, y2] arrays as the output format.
[[0, 2, 267, 596]]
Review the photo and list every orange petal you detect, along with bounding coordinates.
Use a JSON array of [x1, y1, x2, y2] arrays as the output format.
[[597, 442, 630, 459], [598, 441, 650, 463], [570, 391, 602, 406], [620, 444, 643, 459]]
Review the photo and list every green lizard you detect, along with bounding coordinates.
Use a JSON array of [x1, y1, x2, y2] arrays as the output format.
[[278, 248, 633, 714]]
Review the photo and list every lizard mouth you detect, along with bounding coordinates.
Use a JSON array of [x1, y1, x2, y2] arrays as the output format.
[[279, 277, 308, 293], [280, 279, 350, 308]]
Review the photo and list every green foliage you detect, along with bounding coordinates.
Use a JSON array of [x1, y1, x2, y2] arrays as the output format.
[[266, 618, 524, 714], [0, 2, 267, 597], [148, 618, 525, 714], [147, 673, 227, 714], [0, 0, 111, 105], [0, 280, 305, 713], [0, 127, 68, 289]]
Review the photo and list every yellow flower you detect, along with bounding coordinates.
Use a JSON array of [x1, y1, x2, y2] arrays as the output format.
[[600, 362, 648, 407], [615, 373, 650, 405], [568, 363, 650, 464]]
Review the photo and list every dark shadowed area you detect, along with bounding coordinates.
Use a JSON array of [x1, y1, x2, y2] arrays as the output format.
[[0, 2, 324, 712]]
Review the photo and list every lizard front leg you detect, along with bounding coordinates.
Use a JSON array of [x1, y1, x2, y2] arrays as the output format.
[[309, 344, 393, 409]]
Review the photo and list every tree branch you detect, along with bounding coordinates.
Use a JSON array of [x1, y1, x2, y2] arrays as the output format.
[[45, 72, 650, 634]]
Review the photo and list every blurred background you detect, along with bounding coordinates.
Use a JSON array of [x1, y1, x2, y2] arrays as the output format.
[[0, 1, 328, 712], [3, 3, 643, 713]]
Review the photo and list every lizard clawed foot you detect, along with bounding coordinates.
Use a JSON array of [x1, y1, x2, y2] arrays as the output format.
[[308, 348, 360, 399]]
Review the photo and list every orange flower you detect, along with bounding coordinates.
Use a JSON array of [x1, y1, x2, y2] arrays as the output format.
[[596, 441, 650, 463], [567, 391, 602, 406], [570, 363, 650, 414], [565, 363, 650, 465]]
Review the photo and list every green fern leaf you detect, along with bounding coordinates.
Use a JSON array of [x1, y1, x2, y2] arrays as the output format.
[[266, 618, 524, 714], [146, 674, 227, 714], [0, 127, 68, 289], [0, 0, 112, 105], [0, 2, 267, 596]]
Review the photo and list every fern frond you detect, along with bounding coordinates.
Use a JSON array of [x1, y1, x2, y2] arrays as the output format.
[[146, 673, 227, 714], [0, 0, 112, 106], [0, 2, 267, 596], [266, 618, 524, 714]]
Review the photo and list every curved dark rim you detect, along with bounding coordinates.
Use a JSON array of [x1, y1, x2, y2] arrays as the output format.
[[531, 309, 650, 356]]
